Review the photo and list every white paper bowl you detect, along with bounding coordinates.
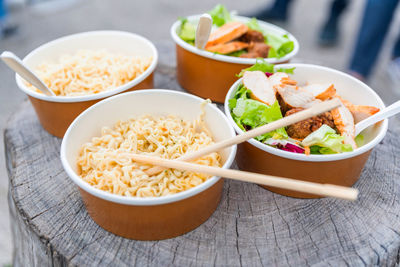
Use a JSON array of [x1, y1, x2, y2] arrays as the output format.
[[15, 30, 158, 137], [224, 63, 388, 198], [170, 15, 299, 102], [171, 15, 299, 65], [60, 89, 237, 240]]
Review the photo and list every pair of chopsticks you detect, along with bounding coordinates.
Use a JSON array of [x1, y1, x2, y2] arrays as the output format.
[[129, 99, 359, 201]]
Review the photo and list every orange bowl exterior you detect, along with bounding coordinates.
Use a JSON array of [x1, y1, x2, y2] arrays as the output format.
[[176, 45, 290, 103], [28, 73, 153, 138], [176, 45, 250, 103], [79, 179, 224, 240], [236, 142, 371, 198]]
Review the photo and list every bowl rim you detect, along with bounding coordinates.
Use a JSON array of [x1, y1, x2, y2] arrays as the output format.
[[170, 14, 299, 65], [224, 63, 389, 162], [60, 89, 237, 206], [15, 30, 158, 103]]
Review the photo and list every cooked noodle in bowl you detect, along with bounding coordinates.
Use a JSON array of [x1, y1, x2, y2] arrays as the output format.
[[77, 114, 221, 197], [15, 31, 158, 137], [28, 49, 152, 96], [60, 90, 236, 240]]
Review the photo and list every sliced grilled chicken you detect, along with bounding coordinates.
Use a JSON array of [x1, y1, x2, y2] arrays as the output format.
[[330, 98, 357, 149], [206, 41, 249, 54], [275, 84, 315, 110], [302, 83, 380, 123], [269, 72, 290, 89], [205, 22, 249, 48], [335, 97, 380, 123], [303, 83, 336, 100], [303, 99, 322, 108], [348, 105, 380, 123], [243, 71, 276, 106]]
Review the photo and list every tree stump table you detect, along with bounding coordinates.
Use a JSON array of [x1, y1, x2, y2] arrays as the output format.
[[5, 43, 400, 266]]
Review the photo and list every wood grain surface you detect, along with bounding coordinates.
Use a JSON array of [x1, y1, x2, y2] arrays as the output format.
[[4, 43, 400, 266]]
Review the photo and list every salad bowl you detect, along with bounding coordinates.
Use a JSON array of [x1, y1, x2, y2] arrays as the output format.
[[224, 63, 388, 198], [170, 6, 299, 103]]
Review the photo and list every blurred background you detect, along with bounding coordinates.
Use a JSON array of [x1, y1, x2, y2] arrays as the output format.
[[0, 0, 399, 265]]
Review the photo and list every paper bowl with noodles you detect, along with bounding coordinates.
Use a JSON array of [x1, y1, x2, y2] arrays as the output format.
[[60, 90, 237, 240], [15, 30, 158, 137]]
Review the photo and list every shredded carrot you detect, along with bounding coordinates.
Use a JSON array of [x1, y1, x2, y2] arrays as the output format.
[[281, 77, 297, 86], [304, 146, 310, 155]]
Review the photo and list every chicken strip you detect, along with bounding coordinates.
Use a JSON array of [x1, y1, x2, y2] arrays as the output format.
[[206, 41, 249, 54], [348, 105, 380, 123], [269, 72, 290, 89], [302, 83, 379, 123], [243, 71, 276, 106], [303, 83, 336, 100], [276, 83, 315, 110], [330, 98, 357, 149], [336, 97, 380, 123], [240, 42, 270, 58], [206, 22, 249, 48], [239, 29, 265, 43]]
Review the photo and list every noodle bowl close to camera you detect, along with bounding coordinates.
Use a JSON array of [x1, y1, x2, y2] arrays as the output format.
[[61, 90, 236, 240]]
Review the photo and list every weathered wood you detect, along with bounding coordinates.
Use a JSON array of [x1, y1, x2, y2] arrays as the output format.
[[4, 42, 400, 266]]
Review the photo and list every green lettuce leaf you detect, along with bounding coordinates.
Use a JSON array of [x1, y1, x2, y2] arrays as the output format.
[[268, 47, 277, 58], [230, 85, 287, 141], [208, 4, 231, 27], [302, 125, 353, 154], [247, 18, 265, 34], [178, 17, 196, 43], [265, 33, 294, 58], [277, 40, 294, 57], [310, 145, 323, 154], [237, 58, 295, 77], [276, 66, 295, 74], [246, 18, 294, 58], [355, 134, 364, 147], [226, 49, 247, 57], [237, 59, 274, 77], [228, 84, 248, 110]]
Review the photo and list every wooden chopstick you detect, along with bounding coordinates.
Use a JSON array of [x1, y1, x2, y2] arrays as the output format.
[[127, 153, 358, 201], [145, 98, 342, 176]]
